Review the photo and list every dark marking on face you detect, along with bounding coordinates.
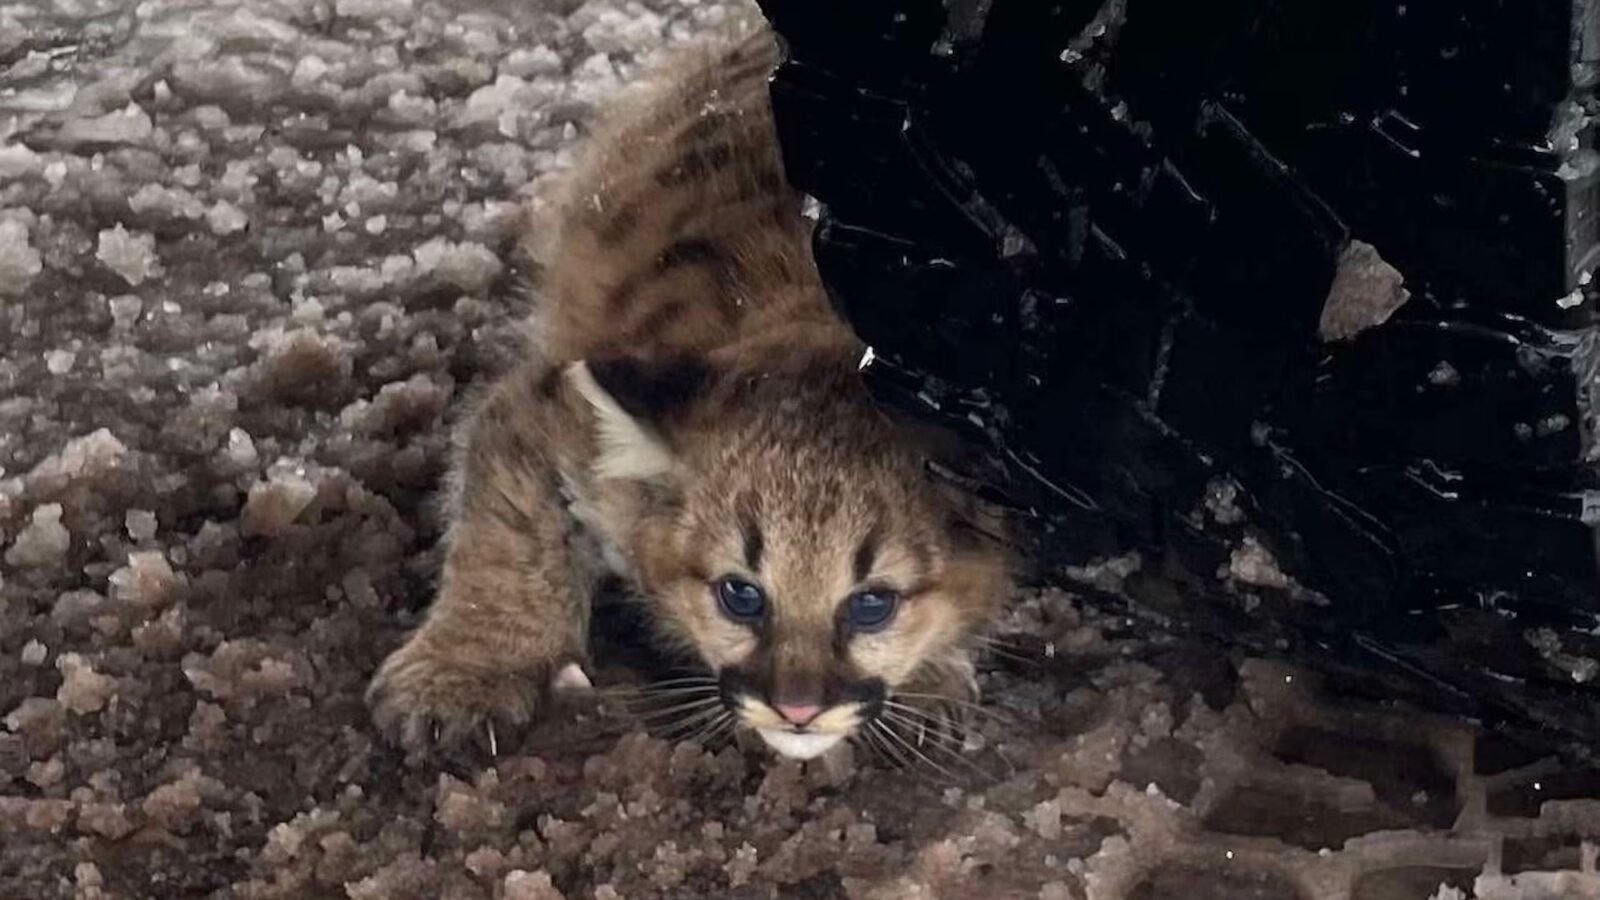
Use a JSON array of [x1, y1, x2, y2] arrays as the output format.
[[664, 204, 700, 238], [595, 202, 640, 247], [908, 541, 934, 584], [610, 237, 734, 315], [770, 670, 825, 710], [714, 293, 741, 326], [629, 297, 688, 342], [723, 52, 776, 87], [767, 200, 795, 232], [655, 236, 727, 275], [718, 664, 887, 723], [852, 527, 880, 585], [604, 269, 647, 311], [724, 167, 789, 211], [533, 367, 562, 399], [679, 109, 730, 146], [739, 510, 764, 572], [752, 166, 785, 195], [702, 143, 737, 171], [655, 143, 736, 188]]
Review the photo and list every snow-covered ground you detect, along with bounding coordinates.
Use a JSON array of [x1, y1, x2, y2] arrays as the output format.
[[2, 0, 1597, 897]]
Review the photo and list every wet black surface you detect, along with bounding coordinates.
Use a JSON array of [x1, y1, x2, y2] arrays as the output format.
[[758, 0, 1600, 757]]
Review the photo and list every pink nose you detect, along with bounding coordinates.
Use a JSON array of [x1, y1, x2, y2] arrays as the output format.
[[774, 703, 823, 726]]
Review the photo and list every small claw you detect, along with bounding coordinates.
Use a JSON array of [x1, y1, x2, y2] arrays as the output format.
[[552, 662, 593, 693], [486, 721, 499, 757]]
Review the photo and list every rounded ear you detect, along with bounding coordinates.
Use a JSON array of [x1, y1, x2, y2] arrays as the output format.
[[565, 356, 714, 482]]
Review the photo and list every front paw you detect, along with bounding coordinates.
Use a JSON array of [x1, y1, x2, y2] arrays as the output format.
[[366, 635, 557, 756]]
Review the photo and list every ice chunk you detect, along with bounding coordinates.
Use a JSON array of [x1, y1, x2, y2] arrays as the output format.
[[59, 104, 154, 147], [26, 428, 129, 493], [56, 653, 115, 714], [503, 870, 566, 900], [96, 225, 163, 286], [140, 768, 219, 830], [1319, 239, 1410, 342], [1225, 536, 1293, 591], [124, 509, 158, 542], [108, 550, 182, 610], [501, 46, 563, 78], [457, 75, 546, 135], [52, 590, 107, 631], [183, 639, 294, 701], [0, 144, 42, 178], [6, 503, 70, 568], [347, 374, 450, 435], [464, 847, 507, 880], [223, 428, 259, 470], [572, 53, 622, 101], [435, 774, 508, 832], [333, 0, 415, 22], [107, 294, 143, 329], [20, 640, 47, 666], [44, 349, 76, 374], [4, 697, 64, 752], [77, 803, 133, 840], [339, 173, 398, 210], [581, 5, 666, 56], [411, 238, 503, 292], [0, 218, 43, 296], [726, 843, 759, 888], [291, 56, 330, 88], [128, 184, 206, 220], [209, 200, 249, 235], [385, 91, 437, 125], [1023, 799, 1063, 839], [241, 464, 317, 536]]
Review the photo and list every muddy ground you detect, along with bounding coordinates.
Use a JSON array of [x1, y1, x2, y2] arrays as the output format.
[[2, 0, 1598, 897]]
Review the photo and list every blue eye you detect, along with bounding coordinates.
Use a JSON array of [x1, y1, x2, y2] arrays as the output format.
[[847, 589, 899, 631], [715, 577, 766, 621]]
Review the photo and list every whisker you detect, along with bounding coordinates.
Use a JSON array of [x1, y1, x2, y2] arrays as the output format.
[[975, 633, 1027, 650], [640, 708, 709, 736], [594, 681, 722, 699], [866, 720, 916, 771], [598, 689, 722, 710], [863, 723, 909, 771], [873, 719, 964, 784], [680, 711, 734, 746], [973, 636, 1036, 667], [643, 676, 722, 688], [656, 704, 730, 740], [630, 696, 727, 723], [890, 693, 1017, 725], [595, 674, 719, 688], [874, 716, 948, 773], [880, 708, 997, 782], [881, 700, 972, 738], [880, 708, 967, 755]]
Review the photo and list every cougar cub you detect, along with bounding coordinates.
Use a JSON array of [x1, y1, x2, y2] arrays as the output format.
[[367, 22, 1011, 761]]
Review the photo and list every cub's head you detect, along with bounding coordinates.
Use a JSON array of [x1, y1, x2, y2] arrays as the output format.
[[568, 352, 1009, 760]]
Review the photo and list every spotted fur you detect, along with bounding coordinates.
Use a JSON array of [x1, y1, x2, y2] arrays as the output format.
[[367, 21, 1011, 761]]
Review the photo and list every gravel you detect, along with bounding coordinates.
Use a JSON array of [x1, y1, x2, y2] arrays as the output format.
[[3, 0, 1598, 897]]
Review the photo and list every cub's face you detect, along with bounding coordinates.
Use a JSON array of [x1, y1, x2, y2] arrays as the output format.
[[570, 355, 1009, 760], [657, 455, 1002, 759]]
